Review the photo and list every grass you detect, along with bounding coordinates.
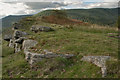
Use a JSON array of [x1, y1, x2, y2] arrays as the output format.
[[27, 24, 118, 59], [2, 15, 119, 78]]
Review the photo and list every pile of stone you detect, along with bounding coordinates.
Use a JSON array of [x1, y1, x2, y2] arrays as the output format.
[[81, 56, 111, 77]]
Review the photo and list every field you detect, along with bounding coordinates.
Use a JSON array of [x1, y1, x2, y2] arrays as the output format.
[[2, 19, 119, 78]]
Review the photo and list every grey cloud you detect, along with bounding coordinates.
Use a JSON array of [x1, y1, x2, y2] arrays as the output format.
[[25, 2, 67, 9]]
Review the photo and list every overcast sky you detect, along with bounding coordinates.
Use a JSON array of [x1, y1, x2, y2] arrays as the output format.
[[0, 0, 119, 19]]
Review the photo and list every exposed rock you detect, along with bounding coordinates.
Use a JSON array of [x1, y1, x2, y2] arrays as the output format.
[[15, 37, 26, 44], [101, 67, 107, 77], [30, 25, 54, 32], [24, 50, 74, 64], [22, 40, 38, 50], [43, 49, 57, 58], [44, 49, 74, 58], [9, 39, 15, 48], [14, 30, 27, 39], [14, 43, 22, 53], [60, 54, 74, 58], [24, 50, 44, 64], [4, 35, 12, 41], [81, 56, 111, 77]]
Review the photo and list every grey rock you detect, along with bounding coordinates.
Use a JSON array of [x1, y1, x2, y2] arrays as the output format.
[[14, 43, 22, 53], [24, 50, 32, 61], [101, 67, 107, 77], [30, 25, 54, 32], [81, 56, 111, 77], [24, 49, 74, 64], [4, 35, 12, 41], [14, 30, 27, 39], [22, 40, 38, 50], [9, 39, 15, 48], [62, 54, 74, 58], [15, 37, 26, 44], [24, 51, 44, 64]]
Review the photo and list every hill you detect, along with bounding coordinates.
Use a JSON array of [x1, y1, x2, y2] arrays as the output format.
[[35, 8, 118, 26], [2, 15, 32, 28], [2, 9, 119, 78]]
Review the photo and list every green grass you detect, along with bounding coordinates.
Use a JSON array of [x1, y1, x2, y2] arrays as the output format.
[[2, 17, 118, 78], [27, 24, 118, 59]]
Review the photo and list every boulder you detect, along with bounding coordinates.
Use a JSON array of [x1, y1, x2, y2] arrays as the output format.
[[14, 30, 27, 39], [4, 35, 12, 41], [22, 40, 38, 50], [30, 25, 54, 32], [15, 37, 26, 44]]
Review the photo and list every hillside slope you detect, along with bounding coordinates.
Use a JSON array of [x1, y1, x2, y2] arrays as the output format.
[[2, 9, 119, 78], [35, 8, 118, 26], [2, 15, 32, 28]]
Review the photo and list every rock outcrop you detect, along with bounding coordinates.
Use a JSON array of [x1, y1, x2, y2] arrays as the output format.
[[81, 56, 111, 77], [14, 30, 27, 39], [6, 29, 28, 53], [30, 25, 54, 32], [4, 24, 74, 75], [24, 50, 74, 64], [22, 40, 38, 50]]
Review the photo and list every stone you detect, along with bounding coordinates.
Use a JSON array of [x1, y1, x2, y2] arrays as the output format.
[[9, 39, 15, 48], [14, 30, 27, 39], [24, 51, 44, 64], [22, 40, 38, 50], [14, 43, 22, 53], [15, 37, 26, 44], [81, 56, 111, 77], [101, 67, 107, 77], [4, 35, 12, 41], [62, 54, 74, 58], [24, 49, 74, 65], [24, 50, 32, 61], [30, 25, 54, 32]]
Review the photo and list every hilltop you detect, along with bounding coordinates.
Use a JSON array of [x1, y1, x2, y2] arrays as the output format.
[[2, 9, 119, 78], [36, 8, 118, 26]]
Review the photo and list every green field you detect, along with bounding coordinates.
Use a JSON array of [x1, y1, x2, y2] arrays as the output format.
[[2, 10, 119, 78]]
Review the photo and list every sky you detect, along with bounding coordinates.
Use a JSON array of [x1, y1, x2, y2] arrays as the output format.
[[0, 0, 119, 19]]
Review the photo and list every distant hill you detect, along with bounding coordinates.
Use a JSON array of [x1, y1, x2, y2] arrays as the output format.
[[40, 10, 89, 25], [2, 15, 32, 28], [35, 8, 119, 26]]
